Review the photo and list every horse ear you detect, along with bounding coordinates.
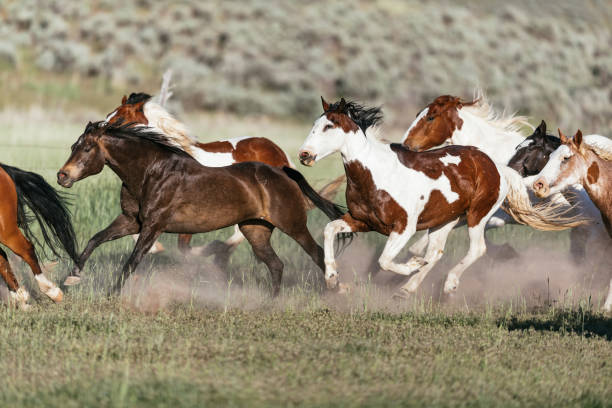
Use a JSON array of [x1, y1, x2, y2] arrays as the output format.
[[574, 130, 583, 148], [558, 128, 569, 144], [121, 95, 127, 105], [536, 120, 546, 136], [339, 97, 347, 112], [321, 96, 330, 112]]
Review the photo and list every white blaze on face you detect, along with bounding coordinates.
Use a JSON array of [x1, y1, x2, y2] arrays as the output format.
[[516, 138, 534, 149], [300, 115, 349, 163], [401, 107, 428, 143], [439, 153, 461, 166], [535, 144, 581, 194]]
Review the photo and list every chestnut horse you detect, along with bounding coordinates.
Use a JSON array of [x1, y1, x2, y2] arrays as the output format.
[[103, 93, 343, 258], [299, 98, 581, 296], [0, 164, 78, 309], [401, 93, 606, 263], [57, 121, 345, 295], [531, 130, 612, 309]]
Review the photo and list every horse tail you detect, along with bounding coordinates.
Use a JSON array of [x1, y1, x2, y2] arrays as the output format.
[[0, 164, 79, 262], [499, 166, 588, 231], [282, 167, 345, 220], [300, 174, 346, 211]]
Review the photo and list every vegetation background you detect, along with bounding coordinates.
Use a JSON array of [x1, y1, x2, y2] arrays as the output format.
[[0, 1, 611, 407]]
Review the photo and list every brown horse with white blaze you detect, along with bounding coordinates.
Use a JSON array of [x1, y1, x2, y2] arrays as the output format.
[[299, 98, 582, 296], [57, 121, 345, 295], [0, 164, 78, 309], [102, 93, 344, 259]]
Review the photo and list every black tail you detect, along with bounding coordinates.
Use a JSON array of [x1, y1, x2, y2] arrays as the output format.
[[282, 166, 353, 253], [1, 164, 79, 263], [282, 167, 344, 220]]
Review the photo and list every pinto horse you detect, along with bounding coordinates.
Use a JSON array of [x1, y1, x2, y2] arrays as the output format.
[[401, 93, 606, 263], [57, 121, 345, 295], [532, 129, 612, 309], [298, 98, 581, 296], [0, 164, 78, 309], [102, 92, 343, 259]]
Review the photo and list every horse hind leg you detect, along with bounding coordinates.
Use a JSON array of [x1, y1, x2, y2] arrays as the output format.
[[239, 221, 283, 297], [191, 225, 244, 269], [0, 247, 30, 310], [0, 228, 63, 303]]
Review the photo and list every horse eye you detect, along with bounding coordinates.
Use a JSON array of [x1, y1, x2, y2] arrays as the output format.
[[323, 124, 334, 131], [427, 116, 435, 122]]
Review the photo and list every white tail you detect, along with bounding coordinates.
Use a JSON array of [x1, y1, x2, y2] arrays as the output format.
[[500, 166, 587, 231]]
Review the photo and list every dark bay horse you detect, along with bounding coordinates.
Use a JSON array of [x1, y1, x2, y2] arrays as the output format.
[[507, 121, 561, 177], [57, 121, 345, 295], [103, 93, 344, 257], [0, 164, 78, 309]]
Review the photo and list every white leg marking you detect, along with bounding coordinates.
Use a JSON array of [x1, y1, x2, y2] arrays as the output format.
[[10, 287, 31, 310], [224, 224, 245, 248], [378, 221, 418, 276], [401, 218, 459, 293], [323, 220, 352, 289], [35, 274, 63, 303], [443, 222, 487, 294], [408, 230, 429, 256], [603, 278, 612, 312]]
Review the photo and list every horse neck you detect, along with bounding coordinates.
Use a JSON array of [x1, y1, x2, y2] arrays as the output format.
[[100, 136, 165, 193], [340, 130, 397, 176], [581, 151, 612, 217], [454, 110, 525, 164]]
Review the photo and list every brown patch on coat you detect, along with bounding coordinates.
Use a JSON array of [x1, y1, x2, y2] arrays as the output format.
[[106, 101, 148, 125], [344, 161, 408, 234], [196, 138, 291, 167], [325, 112, 360, 133], [587, 161, 599, 185], [403, 95, 477, 151]]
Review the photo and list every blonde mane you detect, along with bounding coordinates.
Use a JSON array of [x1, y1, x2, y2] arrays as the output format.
[[583, 135, 612, 161], [142, 101, 197, 156], [461, 89, 533, 135]]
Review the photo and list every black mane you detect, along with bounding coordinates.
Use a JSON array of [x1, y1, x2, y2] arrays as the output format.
[[85, 120, 191, 158], [327, 99, 384, 133], [125, 92, 152, 105]]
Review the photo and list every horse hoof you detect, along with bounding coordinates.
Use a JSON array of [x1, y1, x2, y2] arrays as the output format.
[[46, 287, 63, 303], [63, 276, 81, 286], [325, 274, 339, 290], [337, 283, 351, 295]]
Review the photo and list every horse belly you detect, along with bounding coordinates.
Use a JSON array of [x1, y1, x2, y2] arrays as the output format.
[[416, 190, 468, 230]]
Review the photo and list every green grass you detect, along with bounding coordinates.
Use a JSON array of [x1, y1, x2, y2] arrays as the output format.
[[0, 111, 611, 407]]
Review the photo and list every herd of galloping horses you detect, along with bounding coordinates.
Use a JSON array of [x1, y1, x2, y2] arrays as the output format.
[[1, 90, 611, 310]]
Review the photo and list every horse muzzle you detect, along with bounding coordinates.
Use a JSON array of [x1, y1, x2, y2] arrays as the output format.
[[56, 170, 75, 188], [532, 177, 550, 198], [298, 150, 317, 167]]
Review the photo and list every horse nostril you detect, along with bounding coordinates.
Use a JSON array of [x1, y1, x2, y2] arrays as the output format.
[[57, 171, 66, 181], [299, 151, 310, 159]]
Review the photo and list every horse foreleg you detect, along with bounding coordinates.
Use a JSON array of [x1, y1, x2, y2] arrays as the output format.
[[323, 214, 368, 291], [378, 220, 418, 276], [110, 223, 162, 295], [408, 230, 429, 256], [131, 234, 166, 254], [68, 214, 140, 286]]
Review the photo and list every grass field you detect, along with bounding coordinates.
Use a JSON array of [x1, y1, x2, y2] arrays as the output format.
[[1, 109, 611, 406]]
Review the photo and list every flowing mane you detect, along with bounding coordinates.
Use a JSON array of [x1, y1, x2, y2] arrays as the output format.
[[86, 121, 192, 158], [327, 100, 383, 134], [584, 135, 612, 161], [141, 100, 196, 156], [461, 89, 533, 135]]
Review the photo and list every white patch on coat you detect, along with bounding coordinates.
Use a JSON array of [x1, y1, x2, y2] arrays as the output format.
[[439, 153, 461, 166], [227, 136, 251, 149], [104, 110, 118, 123], [192, 148, 236, 167]]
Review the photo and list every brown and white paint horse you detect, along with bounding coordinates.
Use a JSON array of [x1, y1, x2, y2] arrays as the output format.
[[0, 164, 78, 309], [532, 130, 612, 310], [401, 93, 607, 262], [103, 93, 342, 258], [299, 98, 579, 296]]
